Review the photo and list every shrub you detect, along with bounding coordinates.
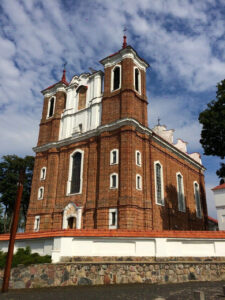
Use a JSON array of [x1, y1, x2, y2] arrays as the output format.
[[0, 246, 51, 269]]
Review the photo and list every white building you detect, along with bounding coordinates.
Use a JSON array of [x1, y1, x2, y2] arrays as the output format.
[[212, 182, 225, 230]]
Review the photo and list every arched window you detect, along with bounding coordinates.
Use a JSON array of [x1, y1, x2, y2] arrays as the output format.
[[38, 187, 44, 200], [109, 208, 118, 229], [110, 149, 119, 165], [34, 216, 40, 232], [110, 173, 118, 189], [40, 167, 46, 180], [136, 174, 142, 190], [71, 152, 82, 194], [177, 173, 185, 212], [77, 85, 87, 110], [113, 66, 120, 91], [135, 68, 140, 92], [48, 97, 55, 118], [154, 162, 164, 205], [194, 182, 202, 218], [136, 150, 141, 166]]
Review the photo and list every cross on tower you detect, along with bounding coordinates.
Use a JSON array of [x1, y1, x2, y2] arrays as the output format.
[[122, 26, 127, 48]]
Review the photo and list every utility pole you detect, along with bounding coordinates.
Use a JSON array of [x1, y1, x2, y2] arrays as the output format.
[[2, 170, 24, 293]]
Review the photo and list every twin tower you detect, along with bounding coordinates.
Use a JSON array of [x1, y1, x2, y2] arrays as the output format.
[[26, 40, 208, 232]]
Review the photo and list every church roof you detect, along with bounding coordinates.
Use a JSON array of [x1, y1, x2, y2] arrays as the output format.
[[212, 182, 225, 191]]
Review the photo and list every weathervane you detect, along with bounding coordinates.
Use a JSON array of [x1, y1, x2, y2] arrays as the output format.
[[63, 62, 67, 70], [157, 117, 161, 126], [123, 26, 127, 48]]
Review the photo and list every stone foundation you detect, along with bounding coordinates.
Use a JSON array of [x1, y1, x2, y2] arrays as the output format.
[[1, 258, 225, 289]]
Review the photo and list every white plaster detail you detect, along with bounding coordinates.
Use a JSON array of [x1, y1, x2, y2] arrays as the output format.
[[153, 125, 174, 144], [62, 202, 82, 229], [154, 161, 164, 205], [67, 149, 84, 195], [110, 173, 118, 189], [176, 172, 185, 212], [34, 216, 40, 232], [174, 139, 188, 153], [189, 152, 202, 164], [109, 208, 118, 229], [38, 187, 44, 200], [212, 185, 225, 230], [40, 167, 47, 180], [110, 149, 119, 165]]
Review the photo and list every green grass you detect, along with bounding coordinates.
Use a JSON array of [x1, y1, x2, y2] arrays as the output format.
[[0, 246, 51, 269]]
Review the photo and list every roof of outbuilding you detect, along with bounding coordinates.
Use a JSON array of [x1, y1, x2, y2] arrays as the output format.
[[212, 182, 225, 191]]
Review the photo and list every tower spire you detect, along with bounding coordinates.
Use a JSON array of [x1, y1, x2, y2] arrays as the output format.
[[122, 27, 127, 48], [61, 62, 67, 83]]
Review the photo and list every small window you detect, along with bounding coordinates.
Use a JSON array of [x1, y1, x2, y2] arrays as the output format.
[[34, 216, 40, 232], [110, 173, 118, 189], [135, 68, 140, 92], [79, 124, 83, 133], [110, 149, 119, 165], [40, 167, 46, 180], [112, 66, 121, 91], [177, 173, 185, 212], [77, 86, 87, 110], [155, 162, 164, 205], [136, 174, 142, 190], [48, 97, 55, 118], [194, 182, 202, 218], [109, 208, 118, 229], [136, 150, 141, 166], [38, 187, 44, 200]]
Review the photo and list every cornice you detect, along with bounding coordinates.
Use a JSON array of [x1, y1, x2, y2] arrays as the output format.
[[33, 118, 205, 171]]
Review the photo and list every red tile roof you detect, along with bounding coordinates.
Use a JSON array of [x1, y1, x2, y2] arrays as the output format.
[[1, 229, 225, 241], [212, 182, 225, 191]]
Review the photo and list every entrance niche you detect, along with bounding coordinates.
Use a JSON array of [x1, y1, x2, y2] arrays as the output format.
[[62, 203, 82, 229]]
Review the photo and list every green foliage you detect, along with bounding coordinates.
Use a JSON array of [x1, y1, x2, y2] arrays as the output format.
[[199, 79, 225, 177], [0, 247, 51, 269], [0, 155, 34, 232]]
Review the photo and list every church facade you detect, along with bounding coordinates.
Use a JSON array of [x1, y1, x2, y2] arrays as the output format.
[[26, 38, 208, 232]]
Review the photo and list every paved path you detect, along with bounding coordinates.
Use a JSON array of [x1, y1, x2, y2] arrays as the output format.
[[1, 281, 225, 300]]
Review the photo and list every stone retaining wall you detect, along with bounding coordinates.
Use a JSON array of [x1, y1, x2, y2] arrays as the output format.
[[1, 258, 225, 289]]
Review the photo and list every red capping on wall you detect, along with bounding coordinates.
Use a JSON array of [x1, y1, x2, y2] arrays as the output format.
[[208, 216, 218, 224], [212, 182, 225, 191], [1, 230, 225, 241]]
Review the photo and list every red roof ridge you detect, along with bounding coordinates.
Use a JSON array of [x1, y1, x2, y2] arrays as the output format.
[[208, 216, 218, 223], [212, 182, 225, 191]]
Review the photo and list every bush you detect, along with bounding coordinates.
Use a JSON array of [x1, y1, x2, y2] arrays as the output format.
[[0, 246, 51, 269]]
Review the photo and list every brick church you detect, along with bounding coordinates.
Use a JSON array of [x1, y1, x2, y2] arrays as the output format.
[[26, 36, 208, 232]]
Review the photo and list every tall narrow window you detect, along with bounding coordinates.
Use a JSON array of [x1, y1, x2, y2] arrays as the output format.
[[40, 167, 46, 180], [77, 85, 87, 110], [110, 149, 119, 165], [34, 216, 40, 232], [48, 97, 55, 118], [194, 182, 202, 218], [71, 152, 82, 194], [110, 173, 118, 189], [109, 208, 118, 229], [177, 173, 185, 212], [155, 162, 164, 205], [136, 150, 141, 166], [38, 187, 44, 200], [136, 174, 142, 190], [135, 68, 139, 92], [113, 66, 120, 90]]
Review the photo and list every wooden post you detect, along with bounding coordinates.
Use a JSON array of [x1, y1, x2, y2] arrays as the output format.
[[2, 170, 24, 293]]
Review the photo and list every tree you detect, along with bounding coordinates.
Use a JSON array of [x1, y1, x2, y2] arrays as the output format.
[[199, 79, 225, 178], [0, 155, 34, 232]]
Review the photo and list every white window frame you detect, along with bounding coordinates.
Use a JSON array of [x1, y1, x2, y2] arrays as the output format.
[[109, 208, 118, 229], [47, 96, 56, 119], [40, 167, 47, 180], [67, 149, 84, 195], [135, 150, 142, 166], [38, 187, 44, 200], [134, 66, 141, 94], [194, 181, 202, 218], [136, 174, 142, 190], [110, 173, 118, 189], [154, 161, 164, 205], [110, 149, 119, 165], [176, 172, 186, 212], [111, 64, 122, 92], [34, 216, 40, 232]]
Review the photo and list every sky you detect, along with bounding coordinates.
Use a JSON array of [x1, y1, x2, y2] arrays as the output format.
[[0, 0, 224, 219]]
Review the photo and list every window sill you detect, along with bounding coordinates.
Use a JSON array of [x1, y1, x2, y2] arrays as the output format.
[[155, 201, 165, 206]]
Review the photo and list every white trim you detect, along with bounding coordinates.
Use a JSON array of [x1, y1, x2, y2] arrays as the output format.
[[62, 203, 82, 229], [34, 215, 40, 232], [154, 161, 164, 205], [38, 187, 44, 200], [110, 173, 118, 189], [176, 172, 186, 212], [110, 149, 119, 165], [135, 150, 142, 166], [111, 64, 121, 92], [40, 167, 47, 180], [136, 174, 142, 190], [47, 96, 56, 119], [67, 149, 84, 195], [134, 66, 141, 95], [194, 181, 202, 218], [109, 208, 118, 229]]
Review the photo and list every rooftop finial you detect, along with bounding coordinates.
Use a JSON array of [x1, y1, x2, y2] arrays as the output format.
[[61, 62, 67, 82], [157, 117, 161, 126], [123, 26, 127, 48]]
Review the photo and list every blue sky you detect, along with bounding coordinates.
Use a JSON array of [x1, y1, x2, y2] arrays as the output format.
[[0, 0, 224, 218]]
